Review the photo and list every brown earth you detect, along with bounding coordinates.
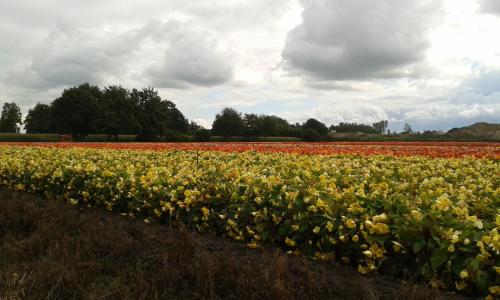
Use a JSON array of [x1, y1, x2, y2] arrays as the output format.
[[0, 191, 468, 300]]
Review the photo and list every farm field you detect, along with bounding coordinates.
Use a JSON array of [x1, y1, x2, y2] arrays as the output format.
[[0, 142, 499, 298], [1, 141, 499, 158]]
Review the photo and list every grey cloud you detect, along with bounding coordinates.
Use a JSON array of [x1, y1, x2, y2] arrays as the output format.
[[147, 21, 233, 89], [464, 70, 500, 96], [480, 0, 500, 16], [5, 25, 142, 90], [5, 19, 234, 91], [282, 0, 441, 85]]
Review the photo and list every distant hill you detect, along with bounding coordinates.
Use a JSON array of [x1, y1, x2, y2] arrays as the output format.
[[447, 122, 500, 140]]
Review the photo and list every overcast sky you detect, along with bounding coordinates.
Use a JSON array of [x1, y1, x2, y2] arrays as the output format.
[[1, 0, 499, 131]]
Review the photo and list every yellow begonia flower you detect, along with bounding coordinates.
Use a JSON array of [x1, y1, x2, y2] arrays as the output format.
[[345, 219, 356, 229]]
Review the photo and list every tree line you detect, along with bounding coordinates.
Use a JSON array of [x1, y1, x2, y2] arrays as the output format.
[[3, 83, 191, 141], [1, 83, 392, 141]]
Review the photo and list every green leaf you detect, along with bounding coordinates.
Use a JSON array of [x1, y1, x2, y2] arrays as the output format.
[[430, 248, 449, 270], [412, 238, 425, 253]]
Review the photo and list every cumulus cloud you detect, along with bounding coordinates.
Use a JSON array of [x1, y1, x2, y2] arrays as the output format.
[[5, 19, 234, 91], [6, 25, 142, 90], [146, 21, 234, 89], [282, 0, 441, 85]]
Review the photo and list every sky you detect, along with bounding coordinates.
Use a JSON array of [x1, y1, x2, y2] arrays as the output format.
[[1, 0, 499, 132]]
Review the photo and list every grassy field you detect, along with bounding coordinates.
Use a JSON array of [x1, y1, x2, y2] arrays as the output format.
[[0, 191, 466, 300]]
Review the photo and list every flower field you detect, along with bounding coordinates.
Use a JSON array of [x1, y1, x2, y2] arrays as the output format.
[[0, 143, 498, 297], [2, 141, 499, 158]]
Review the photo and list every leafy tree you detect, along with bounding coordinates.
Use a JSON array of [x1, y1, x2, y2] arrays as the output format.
[[242, 113, 261, 137], [302, 128, 321, 142], [372, 120, 389, 134], [133, 87, 166, 141], [188, 121, 204, 133], [0, 102, 23, 133], [330, 122, 378, 134], [403, 123, 413, 134], [132, 87, 188, 140], [212, 107, 244, 137], [24, 103, 52, 133], [193, 129, 211, 142], [50, 83, 101, 139], [162, 101, 188, 133], [302, 118, 329, 136], [97, 85, 140, 139]]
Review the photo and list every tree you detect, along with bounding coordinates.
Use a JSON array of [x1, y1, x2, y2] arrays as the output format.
[[372, 120, 388, 134], [302, 118, 329, 135], [403, 123, 413, 134], [302, 128, 321, 142], [162, 101, 188, 133], [0, 102, 22, 133], [330, 122, 377, 134], [132, 87, 188, 140], [50, 83, 101, 139], [97, 85, 140, 139], [212, 107, 244, 137], [24, 103, 52, 133], [193, 129, 211, 142], [133, 87, 166, 141]]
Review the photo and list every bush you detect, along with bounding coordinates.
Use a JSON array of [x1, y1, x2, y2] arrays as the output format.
[[0, 133, 61, 142], [302, 128, 321, 142], [193, 129, 211, 142], [161, 130, 190, 142]]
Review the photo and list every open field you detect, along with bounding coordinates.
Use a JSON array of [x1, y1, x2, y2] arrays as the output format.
[[1, 141, 499, 158], [0, 142, 498, 298]]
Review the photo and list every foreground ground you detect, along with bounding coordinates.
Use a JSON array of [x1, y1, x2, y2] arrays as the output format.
[[0, 191, 466, 300]]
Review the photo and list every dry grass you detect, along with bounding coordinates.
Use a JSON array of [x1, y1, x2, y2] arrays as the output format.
[[0, 191, 466, 300]]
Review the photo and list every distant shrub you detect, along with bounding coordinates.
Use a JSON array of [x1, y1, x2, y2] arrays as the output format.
[[161, 130, 190, 142], [193, 129, 211, 142], [0, 133, 61, 142], [302, 128, 321, 142]]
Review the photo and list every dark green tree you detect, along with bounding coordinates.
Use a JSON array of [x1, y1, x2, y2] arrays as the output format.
[[24, 103, 52, 133], [132, 87, 188, 140], [161, 100, 188, 132], [212, 107, 244, 137], [372, 120, 389, 134], [0, 102, 23, 133], [302, 118, 329, 136], [98, 85, 140, 139], [330, 122, 377, 134], [302, 128, 321, 142], [403, 123, 413, 134], [50, 83, 101, 139]]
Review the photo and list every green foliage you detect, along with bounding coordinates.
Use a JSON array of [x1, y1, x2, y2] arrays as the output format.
[[212, 107, 245, 137], [50, 83, 101, 139], [330, 122, 378, 134], [24, 103, 53, 134], [193, 129, 211, 142], [0, 133, 61, 142], [302, 128, 321, 141], [302, 118, 329, 136], [372, 120, 389, 134], [0, 103, 22, 133]]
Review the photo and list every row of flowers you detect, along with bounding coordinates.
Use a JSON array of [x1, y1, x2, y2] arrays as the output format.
[[0, 141, 498, 158], [0, 146, 498, 297]]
